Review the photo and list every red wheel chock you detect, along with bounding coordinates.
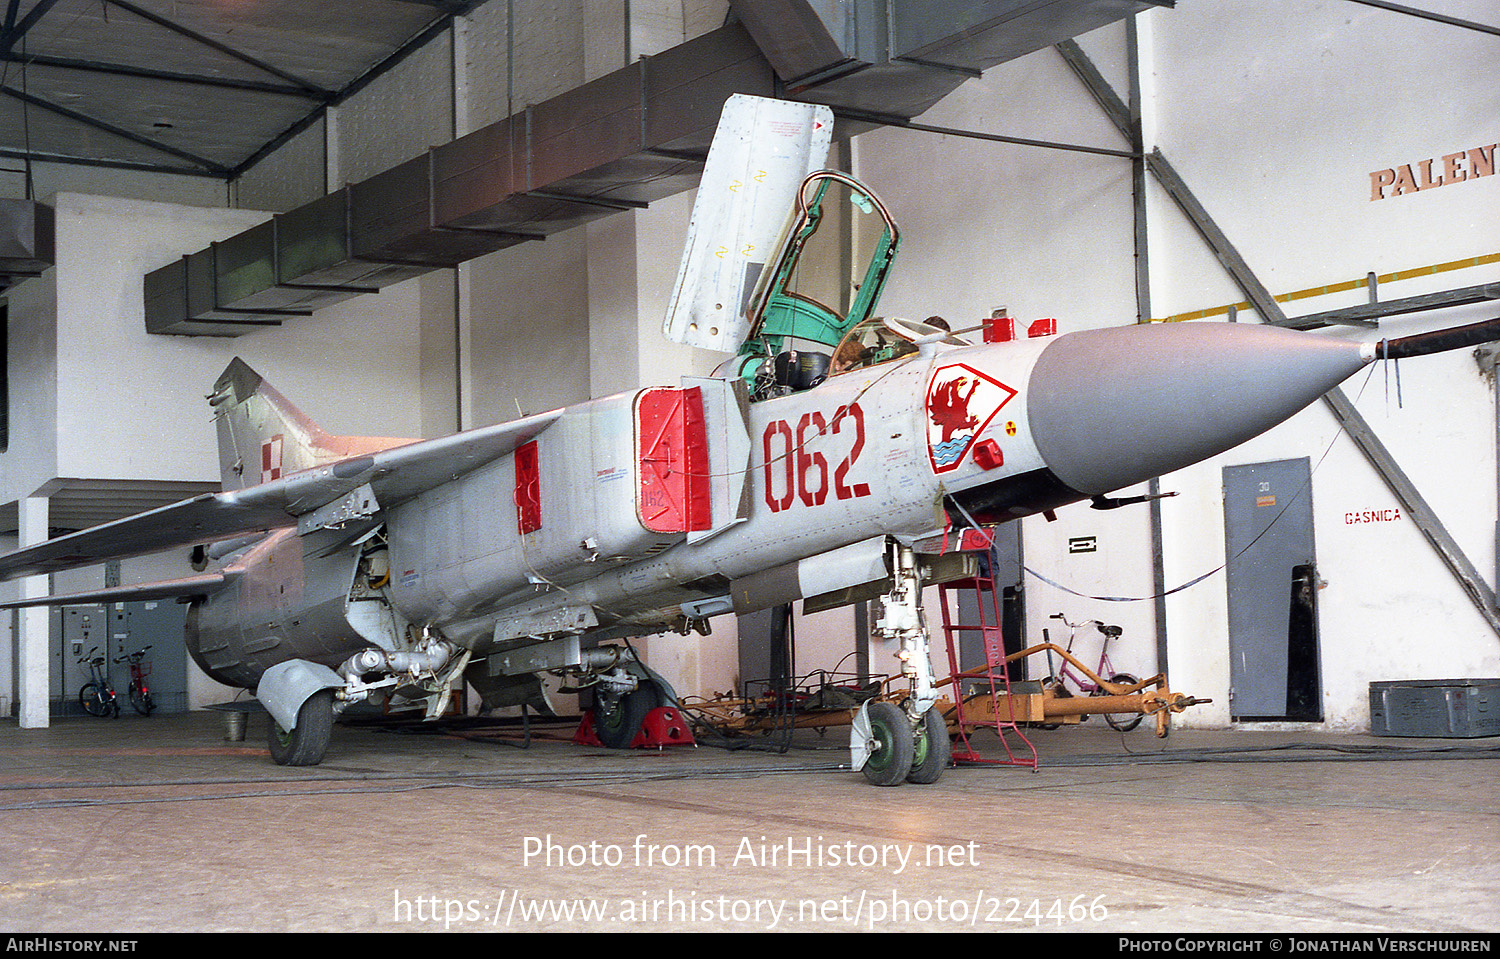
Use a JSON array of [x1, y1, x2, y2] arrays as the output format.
[[574, 705, 696, 748]]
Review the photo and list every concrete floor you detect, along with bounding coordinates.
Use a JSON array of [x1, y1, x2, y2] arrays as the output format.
[[0, 708, 1496, 933]]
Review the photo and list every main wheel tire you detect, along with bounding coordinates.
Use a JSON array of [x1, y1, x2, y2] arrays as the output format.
[[907, 706, 952, 784], [861, 701, 914, 787], [268, 689, 335, 766], [129, 682, 155, 716], [1101, 673, 1144, 732], [594, 684, 660, 749]]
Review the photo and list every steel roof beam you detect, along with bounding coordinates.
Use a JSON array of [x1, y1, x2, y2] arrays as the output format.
[[1143, 147, 1301, 327], [381, 0, 476, 12], [102, 0, 334, 100], [1285, 282, 1500, 331], [1054, 39, 1131, 143], [0, 0, 62, 57], [0, 52, 330, 100], [834, 106, 1137, 159], [1346, 0, 1500, 38], [0, 146, 223, 178], [0, 84, 230, 175], [228, 8, 463, 179]]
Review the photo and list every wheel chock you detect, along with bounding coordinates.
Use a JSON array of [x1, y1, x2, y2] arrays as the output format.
[[574, 705, 696, 749]]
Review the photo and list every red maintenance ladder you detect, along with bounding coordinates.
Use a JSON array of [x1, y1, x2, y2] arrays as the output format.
[[937, 569, 1038, 769]]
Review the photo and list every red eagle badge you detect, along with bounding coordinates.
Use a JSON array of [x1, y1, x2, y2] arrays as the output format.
[[926, 364, 1016, 473]]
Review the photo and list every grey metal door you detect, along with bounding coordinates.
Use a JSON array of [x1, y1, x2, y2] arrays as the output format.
[[1223, 458, 1322, 721], [122, 600, 190, 713], [55, 604, 109, 714]]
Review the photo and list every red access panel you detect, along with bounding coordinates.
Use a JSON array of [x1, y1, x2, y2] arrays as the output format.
[[636, 387, 711, 533], [515, 440, 541, 534]]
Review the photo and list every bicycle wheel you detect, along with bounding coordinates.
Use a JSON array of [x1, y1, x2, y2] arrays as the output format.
[[1099, 673, 1144, 731], [129, 681, 155, 716], [79, 683, 108, 717]]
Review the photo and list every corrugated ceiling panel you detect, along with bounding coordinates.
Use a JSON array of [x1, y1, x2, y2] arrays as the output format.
[[24, 0, 301, 85], [0, 95, 183, 169], [26, 0, 436, 90], [0, 0, 466, 173]]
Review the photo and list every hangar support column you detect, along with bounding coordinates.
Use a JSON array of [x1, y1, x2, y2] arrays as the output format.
[[17, 495, 48, 728], [584, 0, 678, 398], [582, 2, 742, 701]]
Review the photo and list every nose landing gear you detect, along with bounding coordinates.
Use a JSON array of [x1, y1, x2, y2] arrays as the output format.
[[852, 542, 952, 786]]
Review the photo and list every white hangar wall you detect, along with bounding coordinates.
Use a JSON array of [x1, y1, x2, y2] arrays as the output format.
[[1, 3, 745, 717], [1143, 0, 1500, 728], [0, 194, 430, 712], [35, 195, 428, 484], [852, 22, 1160, 689], [0, 160, 230, 208]]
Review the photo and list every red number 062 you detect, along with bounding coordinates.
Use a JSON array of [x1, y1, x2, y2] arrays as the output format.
[[762, 403, 870, 513]]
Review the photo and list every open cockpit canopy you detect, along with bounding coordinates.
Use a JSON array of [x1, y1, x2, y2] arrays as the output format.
[[744, 171, 901, 358]]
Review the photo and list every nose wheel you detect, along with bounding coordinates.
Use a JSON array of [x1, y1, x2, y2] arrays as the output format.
[[852, 541, 953, 786], [857, 701, 913, 786], [907, 703, 952, 784], [855, 699, 952, 786]]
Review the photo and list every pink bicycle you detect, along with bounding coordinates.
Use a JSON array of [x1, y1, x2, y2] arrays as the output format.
[[1041, 613, 1143, 731]]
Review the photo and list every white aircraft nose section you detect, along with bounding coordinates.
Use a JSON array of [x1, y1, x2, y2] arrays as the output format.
[[1026, 322, 1370, 496]]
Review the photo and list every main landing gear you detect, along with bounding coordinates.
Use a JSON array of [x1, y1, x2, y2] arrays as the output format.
[[268, 688, 336, 766], [852, 542, 953, 787], [259, 633, 465, 767]]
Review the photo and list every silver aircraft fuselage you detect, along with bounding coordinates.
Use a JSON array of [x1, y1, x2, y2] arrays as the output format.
[[187, 319, 1377, 690]]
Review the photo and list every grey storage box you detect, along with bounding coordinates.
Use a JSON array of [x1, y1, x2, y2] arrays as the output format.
[[1369, 679, 1500, 738]]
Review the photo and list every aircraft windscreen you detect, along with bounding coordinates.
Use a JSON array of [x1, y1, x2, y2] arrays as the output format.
[[829, 317, 968, 375]]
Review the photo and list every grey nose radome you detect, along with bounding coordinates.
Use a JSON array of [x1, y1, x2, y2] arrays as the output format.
[[1026, 322, 1372, 496]]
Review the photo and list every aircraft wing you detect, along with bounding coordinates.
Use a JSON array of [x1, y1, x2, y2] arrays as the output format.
[[0, 407, 563, 581], [0, 571, 234, 609]]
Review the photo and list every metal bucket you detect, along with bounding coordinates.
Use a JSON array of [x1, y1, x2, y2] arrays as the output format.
[[224, 710, 247, 742]]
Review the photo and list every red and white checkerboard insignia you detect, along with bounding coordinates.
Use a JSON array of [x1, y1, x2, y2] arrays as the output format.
[[261, 434, 283, 484]]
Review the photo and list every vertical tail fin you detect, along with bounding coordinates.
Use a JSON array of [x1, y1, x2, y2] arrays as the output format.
[[208, 358, 414, 491]]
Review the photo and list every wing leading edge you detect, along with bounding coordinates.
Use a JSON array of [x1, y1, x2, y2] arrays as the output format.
[[0, 406, 563, 582], [0, 571, 233, 609]]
